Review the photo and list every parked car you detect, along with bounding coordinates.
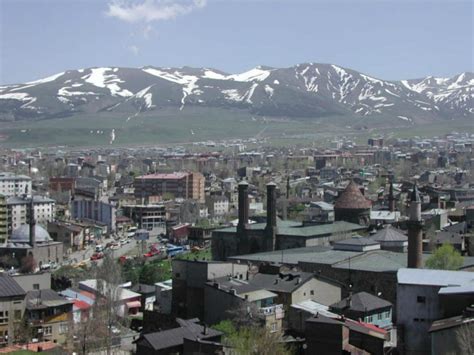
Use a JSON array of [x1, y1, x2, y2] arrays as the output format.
[[91, 252, 104, 261]]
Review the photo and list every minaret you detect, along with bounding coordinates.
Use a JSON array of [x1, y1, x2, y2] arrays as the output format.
[[388, 182, 396, 212], [265, 182, 278, 251], [29, 197, 36, 248], [237, 181, 249, 254], [407, 184, 423, 268]]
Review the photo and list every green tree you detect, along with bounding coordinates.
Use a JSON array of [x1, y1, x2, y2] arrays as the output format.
[[426, 243, 463, 270], [226, 326, 291, 355]]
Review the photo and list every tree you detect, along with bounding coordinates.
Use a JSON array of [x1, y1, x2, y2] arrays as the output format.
[[19, 254, 37, 273], [455, 323, 474, 354], [226, 326, 291, 355], [425, 243, 463, 270]]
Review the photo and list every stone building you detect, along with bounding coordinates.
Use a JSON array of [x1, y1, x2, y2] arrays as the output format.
[[334, 180, 372, 225], [212, 182, 365, 261]]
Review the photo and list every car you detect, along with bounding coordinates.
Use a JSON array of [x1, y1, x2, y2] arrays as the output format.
[[111, 244, 120, 250], [90, 252, 104, 261]]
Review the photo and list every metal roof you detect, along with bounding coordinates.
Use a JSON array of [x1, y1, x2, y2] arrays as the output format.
[[397, 268, 474, 287], [0, 273, 26, 298]]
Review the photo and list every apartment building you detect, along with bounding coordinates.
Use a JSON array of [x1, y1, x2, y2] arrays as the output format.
[[134, 172, 205, 203], [0, 173, 32, 197], [0, 194, 7, 244], [7, 195, 55, 234]]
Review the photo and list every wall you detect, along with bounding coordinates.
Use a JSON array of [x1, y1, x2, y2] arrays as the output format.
[[397, 283, 441, 355], [291, 278, 342, 306], [12, 272, 51, 291]]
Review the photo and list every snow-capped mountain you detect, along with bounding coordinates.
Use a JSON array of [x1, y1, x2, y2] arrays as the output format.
[[0, 64, 472, 123]]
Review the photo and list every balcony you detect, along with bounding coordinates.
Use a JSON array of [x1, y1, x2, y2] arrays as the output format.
[[258, 304, 285, 319]]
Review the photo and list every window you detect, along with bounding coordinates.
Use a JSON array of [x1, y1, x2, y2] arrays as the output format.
[[417, 296, 426, 303], [44, 326, 52, 335], [59, 323, 68, 334], [385, 311, 391, 319], [33, 284, 40, 290], [0, 311, 7, 325], [310, 290, 314, 295], [377, 313, 382, 320], [271, 323, 277, 332], [366, 315, 373, 323], [14, 310, 21, 321]]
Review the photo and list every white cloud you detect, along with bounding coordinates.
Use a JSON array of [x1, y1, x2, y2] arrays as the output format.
[[128, 45, 140, 55], [106, 0, 207, 24]]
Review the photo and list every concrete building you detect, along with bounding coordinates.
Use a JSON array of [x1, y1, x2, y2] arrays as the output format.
[[205, 195, 229, 221], [0, 194, 7, 244], [25, 289, 73, 345], [7, 195, 55, 234], [0, 173, 32, 197], [171, 259, 249, 320], [134, 172, 205, 203], [0, 273, 26, 347], [71, 200, 116, 233], [123, 204, 166, 234], [397, 268, 474, 355]]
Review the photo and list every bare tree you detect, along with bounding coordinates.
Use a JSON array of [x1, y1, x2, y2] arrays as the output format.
[[455, 323, 474, 354]]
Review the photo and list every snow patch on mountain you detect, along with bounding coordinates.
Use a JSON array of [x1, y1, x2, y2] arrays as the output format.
[[227, 67, 271, 82], [84, 68, 133, 97], [265, 85, 274, 98]]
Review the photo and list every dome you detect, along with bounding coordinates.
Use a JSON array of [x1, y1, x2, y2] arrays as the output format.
[[10, 224, 52, 243], [334, 181, 372, 210]]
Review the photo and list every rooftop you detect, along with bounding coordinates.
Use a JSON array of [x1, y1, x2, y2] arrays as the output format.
[[137, 172, 189, 180], [330, 292, 392, 313], [214, 220, 365, 238], [397, 268, 474, 287], [334, 181, 372, 210], [137, 318, 222, 351], [0, 273, 26, 298]]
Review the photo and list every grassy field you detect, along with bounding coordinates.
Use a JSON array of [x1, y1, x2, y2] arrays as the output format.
[[0, 108, 472, 148]]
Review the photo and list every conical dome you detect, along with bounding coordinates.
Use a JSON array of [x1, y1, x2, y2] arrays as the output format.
[[335, 181, 371, 210]]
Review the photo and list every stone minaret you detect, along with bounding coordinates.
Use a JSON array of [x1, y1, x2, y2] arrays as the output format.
[[265, 182, 278, 251], [29, 197, 36, 248], [237, 181, 249, 253], [388, 181, 396, 212], [407, 184, 423, 268]]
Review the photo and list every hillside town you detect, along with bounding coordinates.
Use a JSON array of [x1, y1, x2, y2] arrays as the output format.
[[0, 131, 473, 354]]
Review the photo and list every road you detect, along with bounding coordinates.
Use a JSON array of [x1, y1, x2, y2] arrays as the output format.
[[65, 232, 164, 267]]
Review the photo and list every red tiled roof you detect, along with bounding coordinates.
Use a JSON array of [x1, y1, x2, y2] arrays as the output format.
[[73, 299, 91, 310]]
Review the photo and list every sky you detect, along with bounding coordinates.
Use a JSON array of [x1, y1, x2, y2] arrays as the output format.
[[0, 0, 472, 84]]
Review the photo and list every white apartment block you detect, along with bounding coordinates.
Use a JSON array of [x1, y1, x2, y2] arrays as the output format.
[[0, 172, 32, 197], [7, 195, 55, 232]]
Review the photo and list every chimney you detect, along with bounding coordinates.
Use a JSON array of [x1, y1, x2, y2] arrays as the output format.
[[29, 197, 36, 247], [407, 184, 423, 268], [237, 181, 249, 231]]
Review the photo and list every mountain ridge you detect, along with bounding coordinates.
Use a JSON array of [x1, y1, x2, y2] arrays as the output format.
[[1, 63, 472, 124]]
